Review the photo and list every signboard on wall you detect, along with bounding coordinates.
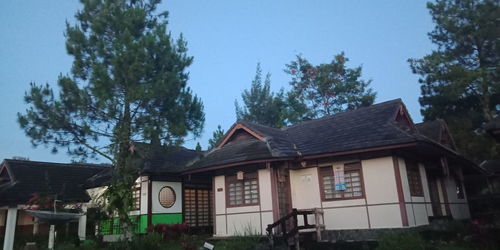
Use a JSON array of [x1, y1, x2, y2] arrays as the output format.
[[334, 165, 346, 190]]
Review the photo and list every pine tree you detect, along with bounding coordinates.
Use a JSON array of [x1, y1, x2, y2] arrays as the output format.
[[285, 53, 376, 118], [208, 125, 225, 150], [235, 64, 307, 127], [195, 142, 202, 152], [17, 0, 204, 227], [408, 0, 500, 161]]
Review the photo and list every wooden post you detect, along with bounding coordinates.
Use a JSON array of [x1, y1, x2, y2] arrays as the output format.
[[48, 225, 55, 250], [315, 208, 322, 242], [78, 206, 87, 241]]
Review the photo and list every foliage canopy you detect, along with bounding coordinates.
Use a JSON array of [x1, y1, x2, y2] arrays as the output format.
[[18, 0, 204, 224]]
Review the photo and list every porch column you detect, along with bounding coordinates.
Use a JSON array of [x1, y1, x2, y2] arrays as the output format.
[[78, 206, 87, 241], [3, 207, 18, 250], [32, 217, 39, 235]]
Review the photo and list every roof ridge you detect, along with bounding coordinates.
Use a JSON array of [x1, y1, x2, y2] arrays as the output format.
[[283, 98, 403, 130]]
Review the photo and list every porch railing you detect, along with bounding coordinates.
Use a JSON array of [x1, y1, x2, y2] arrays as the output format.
[[266, 208, 324, 249]]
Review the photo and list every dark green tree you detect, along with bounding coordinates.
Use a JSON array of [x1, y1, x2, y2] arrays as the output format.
[[235, 64, 308, 127], [208, 125, 225, 150], [195, 142, 202, 152], [18, 0, 204, 227], [285, 53, 376, 118], [409, 0, 500, 161]]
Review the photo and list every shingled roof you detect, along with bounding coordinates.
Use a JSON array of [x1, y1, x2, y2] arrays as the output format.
[[138, 144, 203, 174], [0, 159, 110, 206], [187, 99, 457, 172]]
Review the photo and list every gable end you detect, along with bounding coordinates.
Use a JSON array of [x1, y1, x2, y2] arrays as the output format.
[[394, 105, 416, 131], [217, 123, 265, 148]]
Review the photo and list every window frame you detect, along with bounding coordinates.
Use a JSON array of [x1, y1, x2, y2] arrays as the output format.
[[318, 162, 365, 201], [455, 177, 465, 200], [225, 172, 260, 208], [131, 182, 141, 211], [406, 160, 424, 197], [158, 186, 177, 208]]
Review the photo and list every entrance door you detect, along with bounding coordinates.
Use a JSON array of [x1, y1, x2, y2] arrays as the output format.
[[276, 167, 292, 219], [428, 176, 442, 216], [184, 189, 212, 232]]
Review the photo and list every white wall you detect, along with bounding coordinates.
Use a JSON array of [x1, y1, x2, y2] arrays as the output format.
[[363, 157, 403, 228], [398, 159, 430, 227], [213, 168, 273, 236], [151, 181, 182, 214], [140, 177, 149, 215], [442, 167, 470, 220], [290, 167, 321, 209], [289, 156, 405, 230]]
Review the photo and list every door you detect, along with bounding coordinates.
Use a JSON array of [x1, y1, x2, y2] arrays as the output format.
[[276, 167, 292, 219], [428, 176, 442, 216], [184, 189, 212, 232]]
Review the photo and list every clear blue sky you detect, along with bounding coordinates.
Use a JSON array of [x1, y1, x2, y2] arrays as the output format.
[[0, 0, 434, 163]]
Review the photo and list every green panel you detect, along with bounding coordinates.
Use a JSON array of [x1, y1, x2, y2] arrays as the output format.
[[138, 215, 148, 233], [99, 214, 182, 235], [152, 213, 183, 225]]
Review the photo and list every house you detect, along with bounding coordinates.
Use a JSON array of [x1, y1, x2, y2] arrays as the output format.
[[83, 144, 212, 239], [1, 99, 481, 247], [181, 99, 477, 238], [0, 159, 109, 250]]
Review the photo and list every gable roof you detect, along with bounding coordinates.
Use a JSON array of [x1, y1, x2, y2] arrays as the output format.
[[187, 99, 449, 172], [415, 119, 456, 150], [0, 159, 110, 206]]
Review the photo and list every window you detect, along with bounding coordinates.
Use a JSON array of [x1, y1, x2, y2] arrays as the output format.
[[319, 162, 364, 201], [132, 182, 141, 210], [226, 172, 259, 207], [456, 178, 465, 199], [406, 160, 423, 197], [158, 186, 176, 208]]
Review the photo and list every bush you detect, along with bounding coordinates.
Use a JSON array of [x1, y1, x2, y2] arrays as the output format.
[[377, 232, 427, 250], [145, 223, 189, 240], [213, 236, 262, 250]]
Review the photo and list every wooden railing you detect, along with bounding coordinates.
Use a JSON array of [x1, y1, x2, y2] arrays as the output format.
[[266, 208, 324, 249]]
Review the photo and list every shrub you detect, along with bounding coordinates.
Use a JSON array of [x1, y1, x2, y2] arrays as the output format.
[[146, 223, 189, 240]]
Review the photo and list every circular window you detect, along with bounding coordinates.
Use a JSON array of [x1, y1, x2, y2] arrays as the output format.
[[158, 186, 176, 208]]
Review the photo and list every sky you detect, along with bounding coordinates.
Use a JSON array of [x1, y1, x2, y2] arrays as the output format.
[[0, 0, 435, 163]]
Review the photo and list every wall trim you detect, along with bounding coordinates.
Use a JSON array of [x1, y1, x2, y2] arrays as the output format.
[[393, 156, 409, 227], [216, 210, 273, 216]]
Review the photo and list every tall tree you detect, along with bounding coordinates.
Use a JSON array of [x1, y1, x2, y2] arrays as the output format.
[[18, 0, 204, 226], [208, 125, 225, 150], [285, 53, 376, 118], [235, 64, 307, 127], [409, 0, 500, 161]]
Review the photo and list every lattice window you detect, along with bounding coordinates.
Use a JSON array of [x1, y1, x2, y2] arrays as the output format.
[[184, 189, 196, 225], [132, 182, 141, 211], [456, 178, 465, 199], [320, 162, 364, 200], [227, 173, 259, 206], [184, 189, 211, 227], [406, 160, 423, 197], [158, 186, 176, 208]]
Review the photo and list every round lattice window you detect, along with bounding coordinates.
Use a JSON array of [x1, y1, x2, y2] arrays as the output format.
[[158, 186, 176, 208]]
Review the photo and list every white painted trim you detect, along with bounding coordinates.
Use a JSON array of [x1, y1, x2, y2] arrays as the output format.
[[3, 208, 17, 250]]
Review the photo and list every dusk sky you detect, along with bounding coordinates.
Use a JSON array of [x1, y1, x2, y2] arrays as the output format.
[[0, 1, 435, 163]]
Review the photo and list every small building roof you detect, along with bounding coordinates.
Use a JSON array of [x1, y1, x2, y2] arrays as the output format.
[[0, 159, 109, 206]]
